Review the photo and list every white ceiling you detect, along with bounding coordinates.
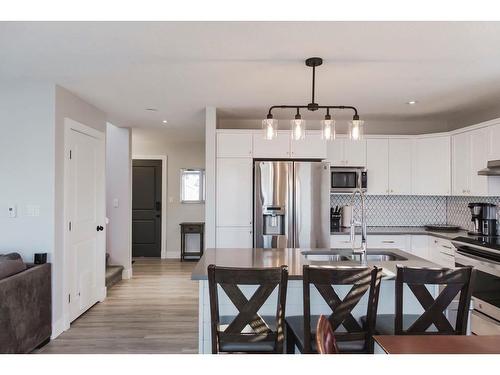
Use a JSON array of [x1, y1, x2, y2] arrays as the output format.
[[2, 21, 500, 140]]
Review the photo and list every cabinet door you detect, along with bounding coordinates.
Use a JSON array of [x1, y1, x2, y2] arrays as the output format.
[[409, 235, 430, 260], [344, 139, 367, 166], [217, 133, 252, 158], [487, 123, 500, 160], [452, 132, 470, 195], [216, 158, 253, 226], [216, 227, 253, 248], [470, 128, 488, 196], [290, 132, 327, 159], [326, 138, 344, 166], [366, 138, 389, 194], [414, 136, 451, 195], [253, 132, 290, 158], [388, 138, 412, 195]]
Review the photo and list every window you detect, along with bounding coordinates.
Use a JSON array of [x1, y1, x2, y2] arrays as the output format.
[[180, 168, 205, 203]]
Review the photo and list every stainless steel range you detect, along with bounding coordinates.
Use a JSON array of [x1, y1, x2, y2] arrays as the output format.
[[452, 236, 500, 335]]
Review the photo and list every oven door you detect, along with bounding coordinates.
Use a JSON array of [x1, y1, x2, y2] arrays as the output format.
[[455, 247, 500, 323]]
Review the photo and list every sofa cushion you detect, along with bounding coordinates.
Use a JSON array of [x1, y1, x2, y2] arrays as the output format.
[[0, 253, 27, 280]]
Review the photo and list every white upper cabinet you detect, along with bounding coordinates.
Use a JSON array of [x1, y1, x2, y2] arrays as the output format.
[[452, 131, 470, 195], [413, 136, 451, 195], [216, 158, 253, 227], [326, 137, 366, 166], [469, 128, 488, 196], [290, 131, 327, 159], [452, 128, 489, 196], [217, 133, 253, 158], [326, 138, 344, 165], [487, 123, 500, 160], [388, 138, 412, 195], [253, 132, 290, 158], [366, 138, 389, 194], [344, 139, 367, 166]]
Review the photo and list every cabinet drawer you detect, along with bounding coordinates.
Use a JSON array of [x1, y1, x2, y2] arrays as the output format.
[[431, 238, 455, 255], [182, 225, 202, 233], [367, 235, 408, 251]]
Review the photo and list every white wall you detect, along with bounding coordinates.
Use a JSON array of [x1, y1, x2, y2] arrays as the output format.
[[52, 85, 107, 336], [105, 123, 132, 278], [132, 128, 205, 258], [0, 83, 55, 261]]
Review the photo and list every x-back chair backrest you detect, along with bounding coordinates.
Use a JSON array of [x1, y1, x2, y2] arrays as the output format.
[[303, 265, 383, 353], [395, 265, 474, 335], [208, 265, 288, 353]]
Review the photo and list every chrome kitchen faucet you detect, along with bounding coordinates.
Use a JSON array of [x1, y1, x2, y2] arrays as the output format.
[[349, 188, 368, 265]]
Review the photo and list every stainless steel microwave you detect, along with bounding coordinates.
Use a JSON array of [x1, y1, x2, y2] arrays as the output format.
[[331, 167, 367, 193]]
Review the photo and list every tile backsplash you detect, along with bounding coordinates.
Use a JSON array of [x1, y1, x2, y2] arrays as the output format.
[[331, 194, 500, 229], [446, 196, 500, 231]]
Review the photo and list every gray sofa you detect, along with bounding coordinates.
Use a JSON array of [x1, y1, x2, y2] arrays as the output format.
[[0, 253, 52, 353]]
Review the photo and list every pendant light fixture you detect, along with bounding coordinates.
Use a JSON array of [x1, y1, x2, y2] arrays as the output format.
[[321, 108, 336, 141], [264, 57, 362, 141], [262, 117, 278, 140], [291, 108, 305, 140]]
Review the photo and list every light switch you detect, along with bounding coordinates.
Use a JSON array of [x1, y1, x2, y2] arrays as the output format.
[[113, 198, 119, 208], [26, 205, 40, 217], [8, 204, 17, 218]]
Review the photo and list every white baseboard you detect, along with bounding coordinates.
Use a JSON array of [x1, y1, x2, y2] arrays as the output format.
[[166, 252, 181, 259], [51, 318, 69, 339], [122, 267, 133, 279]]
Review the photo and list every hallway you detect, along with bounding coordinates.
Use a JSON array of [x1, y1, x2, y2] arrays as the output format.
[[39, 259, 198, 354]]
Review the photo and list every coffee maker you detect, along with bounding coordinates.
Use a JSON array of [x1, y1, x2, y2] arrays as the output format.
[[468, 202, 498, 237]]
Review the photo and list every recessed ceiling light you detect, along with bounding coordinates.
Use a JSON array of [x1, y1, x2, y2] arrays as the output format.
[[407, 100, 418, 105], [162, 120, 168, 124], [145, 108, 158, 112]]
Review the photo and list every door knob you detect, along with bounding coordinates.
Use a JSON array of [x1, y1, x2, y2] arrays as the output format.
[[96, 225, 104, 231]]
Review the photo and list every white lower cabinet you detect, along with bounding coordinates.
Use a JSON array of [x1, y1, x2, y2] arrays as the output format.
[[409, 235, 430, 259], [429, 237, 455, 267], [216, 227, 253, 248]]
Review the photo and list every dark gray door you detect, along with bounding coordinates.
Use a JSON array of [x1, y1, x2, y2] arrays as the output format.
[[132, 160, 162, 257]]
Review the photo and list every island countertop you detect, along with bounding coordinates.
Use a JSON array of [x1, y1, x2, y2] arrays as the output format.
[[191, 247, 441, 280]]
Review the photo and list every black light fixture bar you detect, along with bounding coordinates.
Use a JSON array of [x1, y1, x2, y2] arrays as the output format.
[[265, 57, 360, 121]]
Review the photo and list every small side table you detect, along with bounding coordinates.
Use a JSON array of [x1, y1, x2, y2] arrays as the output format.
[[180, 222, 205, 261]]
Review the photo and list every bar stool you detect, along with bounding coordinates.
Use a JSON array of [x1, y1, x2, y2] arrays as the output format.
[[286, 265, 383, 354], [208, 265, 288, 354], [362, 265, 474, 335]]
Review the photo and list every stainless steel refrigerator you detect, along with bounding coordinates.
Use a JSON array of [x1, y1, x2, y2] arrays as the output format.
[[254, 161, 331, 249]]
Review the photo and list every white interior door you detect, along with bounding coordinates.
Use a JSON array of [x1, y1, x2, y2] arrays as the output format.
[[65, 119, 105, 323]]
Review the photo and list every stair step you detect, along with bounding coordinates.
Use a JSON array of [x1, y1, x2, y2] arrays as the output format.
[[105, 265, 124, 289]]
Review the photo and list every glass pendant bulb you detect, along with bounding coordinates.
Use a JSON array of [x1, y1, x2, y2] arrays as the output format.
[[321, 113, 336, 141], [348, 116, 364, 141], [290, 111, 305, 141], [262, 117, 278, 140]]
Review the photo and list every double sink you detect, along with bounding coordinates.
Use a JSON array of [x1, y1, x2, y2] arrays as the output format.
[[301, 249, 407, 263]]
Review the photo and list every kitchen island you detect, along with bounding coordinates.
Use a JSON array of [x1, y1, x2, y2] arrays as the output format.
[[192, 247, 443, 353]]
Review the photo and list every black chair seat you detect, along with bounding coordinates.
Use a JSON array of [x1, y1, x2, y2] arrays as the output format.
[[218, 315, 277, 353], [286, 315, 366, 353]]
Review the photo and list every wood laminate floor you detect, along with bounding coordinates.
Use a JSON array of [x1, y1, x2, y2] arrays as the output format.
[[38, 259, 198, 354]]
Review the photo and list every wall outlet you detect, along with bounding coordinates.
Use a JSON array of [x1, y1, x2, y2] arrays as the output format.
[[8, 204, 17, 218], [113, 198, 119, 208]]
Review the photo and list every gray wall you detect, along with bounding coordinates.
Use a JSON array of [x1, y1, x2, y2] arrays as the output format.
[[132, 128, 205, 258], [0, 83, 55, 261]]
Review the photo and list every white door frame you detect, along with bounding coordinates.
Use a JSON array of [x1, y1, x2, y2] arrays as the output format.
[[63, 118, 106, 330], [132, 155, 168, 259]]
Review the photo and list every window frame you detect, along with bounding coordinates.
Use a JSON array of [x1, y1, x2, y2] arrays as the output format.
[[180, 168, 205, 204]]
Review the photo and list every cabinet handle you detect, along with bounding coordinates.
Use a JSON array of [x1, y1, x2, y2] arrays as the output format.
[[382, 240, 395, 243], [440, 251, 454, 257], [441, 245, 453, 250]]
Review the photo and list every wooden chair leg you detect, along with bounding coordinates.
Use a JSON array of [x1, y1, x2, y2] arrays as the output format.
[[286, 323, 296, 354]]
